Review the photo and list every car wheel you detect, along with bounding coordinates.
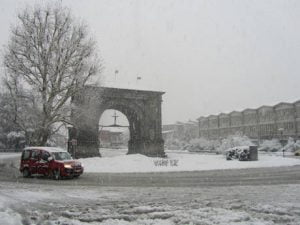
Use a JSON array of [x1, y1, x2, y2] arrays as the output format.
[[53, 169, 61, 180], [22, 168, 31, 178]]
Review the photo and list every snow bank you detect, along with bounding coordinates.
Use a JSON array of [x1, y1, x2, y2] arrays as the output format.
[[80, 152, 300, 173], [0, 153, 21, 159]]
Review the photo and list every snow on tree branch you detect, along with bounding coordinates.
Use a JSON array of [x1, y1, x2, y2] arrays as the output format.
[[2, 4, 102, 145]]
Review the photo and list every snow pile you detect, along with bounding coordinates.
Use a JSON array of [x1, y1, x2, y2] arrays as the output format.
[[80, 151, 300, 173]]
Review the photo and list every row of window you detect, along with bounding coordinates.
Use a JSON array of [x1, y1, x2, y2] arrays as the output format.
[[200, 120, 298, 129], [200, 126, 297, 138], [199, 109, 300, 126]]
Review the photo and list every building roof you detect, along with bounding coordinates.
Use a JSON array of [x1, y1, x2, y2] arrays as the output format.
[[242, 108, 256, 113], [100, 127, 127, 133], [197, 116, 208, 121], [257, 105, 273, 110], [162, 130, 175, 134], [274, 102, 293, 109], [197, 99, 300, 121], [229, 111, 242, 115], [294, 100, 300, 105]]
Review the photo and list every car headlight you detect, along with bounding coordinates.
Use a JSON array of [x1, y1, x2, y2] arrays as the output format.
[[64, 164, 72, 169]]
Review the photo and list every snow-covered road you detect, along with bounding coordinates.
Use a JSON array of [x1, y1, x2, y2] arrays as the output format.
[[1, 181, 300, 225]]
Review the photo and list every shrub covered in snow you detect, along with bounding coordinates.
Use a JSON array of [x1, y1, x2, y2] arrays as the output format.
[[165, 130, 300, 156], [165, 138, 189, 150], [6, 131, 26, 150], [294, 140, 300, 151], [7, 131, 25, 140], [216, 134, 254, 154], [255, 137, 300, 153], [165, 137, 220, 152], [188, 138, 220, 152], [258, 139, 282, 152], [282, 138, 300, 152]]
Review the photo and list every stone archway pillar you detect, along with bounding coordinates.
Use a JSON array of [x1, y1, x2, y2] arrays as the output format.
[[128, 139, 165, 157]]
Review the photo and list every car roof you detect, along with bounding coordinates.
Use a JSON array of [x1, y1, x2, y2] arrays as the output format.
[[24, 147, 67, 153]]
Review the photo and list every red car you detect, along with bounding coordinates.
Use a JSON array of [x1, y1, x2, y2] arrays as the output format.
[[20, 147, 84, 179]]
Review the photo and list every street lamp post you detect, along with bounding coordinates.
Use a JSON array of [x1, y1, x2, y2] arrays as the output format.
[[278, 128, 284, 157], [67, 125, 77, 158]]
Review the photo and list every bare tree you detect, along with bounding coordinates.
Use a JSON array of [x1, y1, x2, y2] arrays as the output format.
[[2, 4, 101, 145]]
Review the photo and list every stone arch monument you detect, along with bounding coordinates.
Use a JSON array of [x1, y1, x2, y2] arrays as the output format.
[[70, 86, 165, 158]]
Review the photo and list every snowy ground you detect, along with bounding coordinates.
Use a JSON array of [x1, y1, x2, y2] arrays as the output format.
[[0, 181, 300, 225], [0, 152, 20, 159], [1, 149, 300, 174], [1, 149, 300, 224], [80, 148, 300, 173]]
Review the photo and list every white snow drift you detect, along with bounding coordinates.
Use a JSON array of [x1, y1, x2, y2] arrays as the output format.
[[80, 151, 300, 173], [1, 150, 299, 173]]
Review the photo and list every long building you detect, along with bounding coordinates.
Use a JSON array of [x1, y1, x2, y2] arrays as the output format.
[[162, 121, 198, 141], [198, 100, 300, 141]]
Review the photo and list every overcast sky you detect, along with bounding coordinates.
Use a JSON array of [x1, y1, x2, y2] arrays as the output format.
[[1, 0, 299, 125]]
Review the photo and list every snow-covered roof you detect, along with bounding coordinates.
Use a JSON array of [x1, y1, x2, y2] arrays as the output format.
[[162, 130, 175, 134], [274, 102, 293, 109], [229, 111, 242, 115], [242, 108, 256, 113], [100, 127, 127, 133], [24, 147, 67, 152], [218, 113, 229, 117], [101, 82, 164, 93], [186, 120, 198, 125], [257, 105, 273, 110]]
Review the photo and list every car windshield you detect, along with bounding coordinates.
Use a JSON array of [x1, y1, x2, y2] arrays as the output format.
[[52, 152, 72, 161]]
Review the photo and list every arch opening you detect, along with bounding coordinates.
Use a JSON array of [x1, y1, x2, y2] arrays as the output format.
[[99, 109, 130, 157]]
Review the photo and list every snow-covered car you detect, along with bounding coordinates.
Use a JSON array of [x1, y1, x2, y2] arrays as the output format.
[[20, 147, 84, 179], [295, 149, 300, 156]]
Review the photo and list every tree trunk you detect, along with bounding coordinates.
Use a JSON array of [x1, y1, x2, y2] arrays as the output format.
[[37, 129, 50, 146]]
